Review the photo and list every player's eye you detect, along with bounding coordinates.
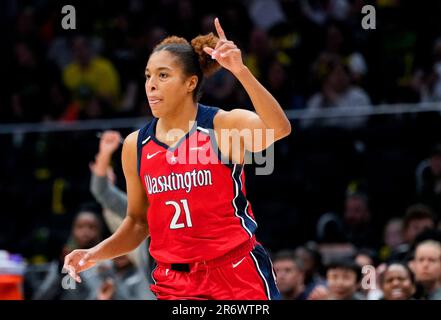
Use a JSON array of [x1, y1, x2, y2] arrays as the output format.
[[159, 72, 168, 79]]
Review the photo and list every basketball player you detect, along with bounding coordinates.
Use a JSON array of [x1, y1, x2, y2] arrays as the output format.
[[64, 18, 291, 300]]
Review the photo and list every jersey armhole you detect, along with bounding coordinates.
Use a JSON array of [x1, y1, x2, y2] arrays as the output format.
[[136, 121, 153, 176]]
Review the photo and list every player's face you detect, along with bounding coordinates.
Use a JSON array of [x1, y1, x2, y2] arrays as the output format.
[[145, 50, 194, 118], [382, 264, 415, 300]]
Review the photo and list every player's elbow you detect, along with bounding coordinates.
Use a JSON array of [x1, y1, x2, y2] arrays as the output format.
[[275, 120, 292, 140]]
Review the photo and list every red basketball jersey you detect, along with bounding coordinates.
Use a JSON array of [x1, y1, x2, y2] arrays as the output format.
[[137, 104, 258, 263]]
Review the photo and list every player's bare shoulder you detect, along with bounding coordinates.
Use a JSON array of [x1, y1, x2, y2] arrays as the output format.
[[212, 108, 228, 129], [124, 130, 140, 146], [213, 108, 252, 130], [121, 130, 140, 173]]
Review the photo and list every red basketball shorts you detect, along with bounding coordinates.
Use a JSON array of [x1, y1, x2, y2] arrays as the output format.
[[150, 238, 280, 300]]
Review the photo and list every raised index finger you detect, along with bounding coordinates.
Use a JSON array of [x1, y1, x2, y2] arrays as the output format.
[[214, 17, 227, 40]]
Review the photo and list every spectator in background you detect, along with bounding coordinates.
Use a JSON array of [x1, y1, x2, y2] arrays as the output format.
[[29, 206, 149, 300], [415, 143, 441, 216], [264, 60, 295, 109], [326, 258, 364, 300], [342, 193, 378, 249], [63, 210, 103, 255], [95, 254, 151, 300], [314, 23, 368, 85], [380, 262, 416, 300], [174, 0, 200, 40], [89, 130, 155, 300], [403, 203, 435, 246], [411, 240, 441, 300], [302, 57, 372, 129], [300, 0, 328, 27], [403, 205, 436, 245], [246, 0, 286, 32], [295, 242, 326, 298], [412, 38, 441, 102], [355, 248, 377, 268], [309, 258, 364, 300], [315, 212, 356, 266], [299, 0, 362, 27], [243, 28, 275, 81], [10, 41, 42, 122], [30, 208, 104, 299], [202, 67, 238, 108], [391, 204, 436, 262], [273, 250, 307, 300], [379, 218, 404, 262], [62, 36, 121, 116], [8, 40, 62, 122], [354, 248, 382, 300]]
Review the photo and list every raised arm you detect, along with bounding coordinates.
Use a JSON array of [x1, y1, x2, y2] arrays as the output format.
[[204, 18, 291, 152], [90, 130, 128, 218], [64, 131, 149, 282]]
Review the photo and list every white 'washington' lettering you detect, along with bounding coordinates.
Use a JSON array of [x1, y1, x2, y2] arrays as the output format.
[[145, 169, 213, 195]]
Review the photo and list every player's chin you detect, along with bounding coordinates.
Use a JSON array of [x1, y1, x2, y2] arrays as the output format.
[[149, 105, 164, 118]]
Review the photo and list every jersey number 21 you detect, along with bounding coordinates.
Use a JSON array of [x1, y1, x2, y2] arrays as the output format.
[[166, 199, 193, 229]]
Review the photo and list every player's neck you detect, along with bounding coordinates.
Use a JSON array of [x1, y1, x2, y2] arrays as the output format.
[[159, 101, 198, 133]]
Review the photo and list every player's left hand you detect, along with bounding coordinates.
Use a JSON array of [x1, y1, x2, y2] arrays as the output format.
[[203, 18, 245, 75]]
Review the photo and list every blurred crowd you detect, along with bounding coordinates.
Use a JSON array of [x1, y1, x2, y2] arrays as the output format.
[[273, 196, 441, 300], [2, 0, 441, 124], [1, 0, 441, 300]]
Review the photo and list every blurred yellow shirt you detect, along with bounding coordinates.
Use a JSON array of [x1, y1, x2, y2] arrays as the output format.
[[63, 57, 120, 108]]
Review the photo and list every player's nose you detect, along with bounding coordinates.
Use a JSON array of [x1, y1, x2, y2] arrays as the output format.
[[146, 77, 158, 92]]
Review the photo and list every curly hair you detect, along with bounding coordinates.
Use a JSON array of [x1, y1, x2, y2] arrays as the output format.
[[152, 33, 221, 101]]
